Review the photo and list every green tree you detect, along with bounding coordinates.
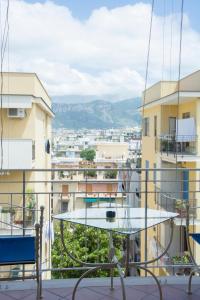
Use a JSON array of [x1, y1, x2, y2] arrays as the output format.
[[80, 149, 96, 161], [52, 222, 124, 279]]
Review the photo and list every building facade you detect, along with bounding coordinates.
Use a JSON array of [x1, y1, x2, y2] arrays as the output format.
[[0, 72, 54, 278], [141, 70, 200, 276]]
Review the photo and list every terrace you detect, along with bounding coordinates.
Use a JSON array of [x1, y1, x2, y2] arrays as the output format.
[[1, 277, 200, 299], [0, 167, 199, 300]]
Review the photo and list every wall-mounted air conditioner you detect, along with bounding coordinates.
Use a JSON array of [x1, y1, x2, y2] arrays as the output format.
[[7, 108, 25, 118]]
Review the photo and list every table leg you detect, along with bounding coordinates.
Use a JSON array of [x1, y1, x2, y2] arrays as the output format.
[[72, 266, 102, 300], [60, 222, 126, 299], [110, 268, 114, 290], [137, 266, 162, 300], [125, 235, 130, 277], [109, 232, 126, 298], [109, 232, 115, 291], [128, 219, 174, 300], [116, 263, 126, 300], [187, 269, 195, 295]]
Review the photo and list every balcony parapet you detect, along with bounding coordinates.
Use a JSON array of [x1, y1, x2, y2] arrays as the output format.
[[156, 134, 198, 160]]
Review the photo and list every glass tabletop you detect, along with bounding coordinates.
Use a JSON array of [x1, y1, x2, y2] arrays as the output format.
[[53, 205, 178, 235]]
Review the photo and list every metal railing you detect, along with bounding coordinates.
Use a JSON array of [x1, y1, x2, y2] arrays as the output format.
[[0, 167, 199, 279], [157, 134, 198, 156], [155, 187, 196, 218]]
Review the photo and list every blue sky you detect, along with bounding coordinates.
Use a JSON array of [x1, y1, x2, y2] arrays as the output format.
[[27, 0, 200, 30]]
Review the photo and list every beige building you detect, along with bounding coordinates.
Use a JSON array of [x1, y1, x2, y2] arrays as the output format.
[[52, 141, 129, 213], [0, 72, 54, 278], [52, 160, 124, 213], [141, 70, 200, 275], [94, 142, 129, 163]]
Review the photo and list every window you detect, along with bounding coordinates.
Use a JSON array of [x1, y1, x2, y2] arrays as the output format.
[[154, 116, 157, 137], [136, 188, 140, 198], [182, 112, 190, 119], [61, 201, 68, 212], [169, 117, 176, 136], [181, 227, 188, 252], [145, 160, 149, 180], [153, 163, 157, 184], [32, 141, 35, 160], [143, 118, 149, 136], [107, 184, 113, 193], [86, 184, 92, 193], [62, 185, 69, 196], [145, 160, 149, 169]]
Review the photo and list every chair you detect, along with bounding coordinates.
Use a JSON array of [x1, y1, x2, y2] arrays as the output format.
[[0, 206, 44, 300]]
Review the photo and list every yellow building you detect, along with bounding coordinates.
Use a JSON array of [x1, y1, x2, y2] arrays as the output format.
[[0, 72, 54, 277], [141, 70, 200, 275], [52, 160, 124, 213]]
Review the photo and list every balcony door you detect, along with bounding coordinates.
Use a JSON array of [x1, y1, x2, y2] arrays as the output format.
[[169, 117, 176, 136], [182, 169, 189, 201]]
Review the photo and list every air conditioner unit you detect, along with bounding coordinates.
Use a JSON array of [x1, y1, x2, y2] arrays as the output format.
[[8, 108, 25, 118]]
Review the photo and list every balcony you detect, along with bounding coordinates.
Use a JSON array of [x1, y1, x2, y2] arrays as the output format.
[[157, 135, 199, 163], [0, 139, 33, 169], [156, 189, 197, 221], [0, 167, 199, 299]]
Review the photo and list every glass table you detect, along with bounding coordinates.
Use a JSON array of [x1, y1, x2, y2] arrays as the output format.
[[53, 205, 178, 300]]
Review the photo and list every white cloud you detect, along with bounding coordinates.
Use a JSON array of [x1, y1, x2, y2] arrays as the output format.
[[3, 0, 200, 99]]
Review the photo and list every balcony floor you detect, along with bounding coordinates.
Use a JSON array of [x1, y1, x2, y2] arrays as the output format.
[[0, 277, 200, 300]]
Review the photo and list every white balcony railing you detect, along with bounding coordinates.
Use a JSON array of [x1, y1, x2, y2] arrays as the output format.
[[0, 139, 33, 169]]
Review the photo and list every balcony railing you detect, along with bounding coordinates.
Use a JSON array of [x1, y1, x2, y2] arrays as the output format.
[[155, 188, 196, 219], [0, 167, 198, 280], [157, 134, 198, 156]]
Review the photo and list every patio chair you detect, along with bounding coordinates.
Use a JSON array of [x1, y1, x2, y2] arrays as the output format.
[[0, 206, 44, 300]]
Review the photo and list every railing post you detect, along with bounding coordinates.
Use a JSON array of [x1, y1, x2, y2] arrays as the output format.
[[10, 193, 13, 236], [22, 170, 26, 236], [22, 170, 26, 280], [35, 223, 40, 300], [145, 168, 148, 277], [167, 138, 169, 156], [39, 205, 44, 299]]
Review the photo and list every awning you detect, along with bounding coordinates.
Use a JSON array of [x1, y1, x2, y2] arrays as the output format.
[[176, 118, 196, 141], [84, 197, 115, 203]]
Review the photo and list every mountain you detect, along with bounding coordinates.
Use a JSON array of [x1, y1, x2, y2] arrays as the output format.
[[52, 98, 141, 129], [53, 95, 132, 104], [53, 95, 96, 104]]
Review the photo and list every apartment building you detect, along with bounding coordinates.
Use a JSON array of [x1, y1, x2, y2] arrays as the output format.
[[0, 72, 54, 277], [52, 159, 125, 213], [52, 140, 131, 213], [141, 70, 200, 276]]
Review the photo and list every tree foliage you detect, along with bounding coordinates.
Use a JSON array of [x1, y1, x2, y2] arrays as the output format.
[[85, 169, 97, 178], [52, 222, 124, 279], [104, 169, 117, 179], [80, 149, 96, 161]]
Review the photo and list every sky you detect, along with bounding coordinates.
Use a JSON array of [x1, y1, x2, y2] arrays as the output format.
[[3, 0, 200, 100], [27, 0, 200, 30]]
